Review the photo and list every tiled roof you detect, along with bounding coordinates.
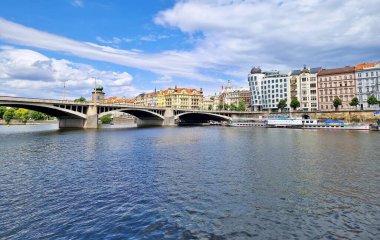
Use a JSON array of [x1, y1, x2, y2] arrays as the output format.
[[318, 66, 355, 76], [355, 62, 379, 70]]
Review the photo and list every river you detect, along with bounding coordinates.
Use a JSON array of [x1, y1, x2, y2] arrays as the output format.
[[0, 124, 379, 239]]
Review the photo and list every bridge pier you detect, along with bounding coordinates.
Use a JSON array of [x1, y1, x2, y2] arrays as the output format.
[[163, 109, 176, 126], [83, 106, 98, 129], [135, 118, 164, 127], [59, 118, 86, 128]]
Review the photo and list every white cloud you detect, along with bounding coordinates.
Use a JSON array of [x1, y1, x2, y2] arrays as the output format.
[[140, 34, 169, 42], [152, 75, 173, 84], [154, 0, 380, 68], [0, 47, 138, 99], [71, 0, 84, 8], [0, 17, 213, 83], [1, 0, 380, 96]]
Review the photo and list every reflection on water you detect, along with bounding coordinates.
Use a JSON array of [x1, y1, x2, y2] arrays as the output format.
[[0, 125, 379, 239]]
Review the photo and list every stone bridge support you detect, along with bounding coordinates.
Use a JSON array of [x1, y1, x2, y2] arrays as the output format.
[[83, 105, 98, 129], [58, 105, 98, 129], [163, 109, 176, 126]]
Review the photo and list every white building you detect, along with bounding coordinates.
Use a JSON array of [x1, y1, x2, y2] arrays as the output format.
[[355, 62, 380, 109], [248, 67, 290, 112]]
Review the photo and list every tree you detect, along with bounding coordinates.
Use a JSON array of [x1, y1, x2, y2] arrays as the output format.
[[0, 106, 6, 119], [100, 114, 113, 124], [230, 103, 237, 111], [208, 105, 212, 110], [14, 108, 29, 123], [367, 95, 378, 106], [238, 99, 246, 111], [333, 96, 342, 111], [3, 108, 15, 124], [218, 103, 229, 110], [349, 97, 359, 109], [28, 110, 50, 120], [74, 96, 86, 102], [277, 99, 287, 111], [290, 97, 300, 110]]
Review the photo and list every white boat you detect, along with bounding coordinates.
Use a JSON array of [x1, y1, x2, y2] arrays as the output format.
[[267, 117, 370, 130], [228, 118, 267, 127], [302, 120, 369, 130]]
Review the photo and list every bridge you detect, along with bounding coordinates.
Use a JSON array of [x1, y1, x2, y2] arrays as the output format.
[[0, 96, 257, 128]]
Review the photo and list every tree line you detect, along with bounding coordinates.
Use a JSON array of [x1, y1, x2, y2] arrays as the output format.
[[277, 95, 380, 111], [216, 99, 246, 111], [0, 107, 51, 124]]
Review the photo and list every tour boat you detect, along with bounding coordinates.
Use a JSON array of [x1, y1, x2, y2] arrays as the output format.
[[267, 117, 370, 130], [228, 118, 267, 127], [301, 119, 370, 130]]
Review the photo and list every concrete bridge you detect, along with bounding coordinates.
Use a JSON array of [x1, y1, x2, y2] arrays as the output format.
[[0, 96, 256, 128]]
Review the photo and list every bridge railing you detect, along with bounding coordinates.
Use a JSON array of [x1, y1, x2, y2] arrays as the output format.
[[0, 96, 90, 105]]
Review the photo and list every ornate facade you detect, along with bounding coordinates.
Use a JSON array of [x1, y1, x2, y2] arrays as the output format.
[[317, 66, 356, 111], [289, 66, 321, 111], [355, 62, 380, 109]]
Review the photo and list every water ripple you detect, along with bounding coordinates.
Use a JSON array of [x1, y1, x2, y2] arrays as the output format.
[[0, 126, 379, 239]]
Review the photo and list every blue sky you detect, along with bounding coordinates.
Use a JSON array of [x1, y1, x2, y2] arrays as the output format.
[[0, 0, 379, 99]]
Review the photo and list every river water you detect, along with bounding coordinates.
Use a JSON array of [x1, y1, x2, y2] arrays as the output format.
[[0, 124, 379, 239]]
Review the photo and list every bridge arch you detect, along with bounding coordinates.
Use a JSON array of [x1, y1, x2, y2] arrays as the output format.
[[175, 112, 231, 123], [0, 102, 87, 119], [99, 108, 165, 120]]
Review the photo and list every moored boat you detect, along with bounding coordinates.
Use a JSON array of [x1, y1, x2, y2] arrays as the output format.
[[228, 118, 267, 127]]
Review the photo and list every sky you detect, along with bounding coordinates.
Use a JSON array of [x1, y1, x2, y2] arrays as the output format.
[[0, 0, 379, 99]]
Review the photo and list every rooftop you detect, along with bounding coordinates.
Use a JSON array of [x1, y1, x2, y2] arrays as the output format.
[[318, 66, 355, 76]]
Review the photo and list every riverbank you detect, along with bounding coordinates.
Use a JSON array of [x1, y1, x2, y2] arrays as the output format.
[[0, 119, 58, 125]]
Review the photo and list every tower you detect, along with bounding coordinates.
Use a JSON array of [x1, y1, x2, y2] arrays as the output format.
[[92, 84, 105, 102]]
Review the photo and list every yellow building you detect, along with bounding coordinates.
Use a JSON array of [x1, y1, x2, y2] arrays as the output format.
[[134, 87, 203, 109], [157, 87, 203, 109]]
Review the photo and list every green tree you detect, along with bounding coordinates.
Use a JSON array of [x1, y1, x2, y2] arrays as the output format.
[[367, 95, 378, 106], [74, 96, 86, 102], [238, 99, 246, 111], [349, 97, 359, 109], [277, 99, 287, 111], [230, 103, 237, 111], [100, 114, 113, 124], [290, 97, 300, 110], [208, 105, 212, 110], [3, 108, 15, 124], [218, 103, 229, 110], [28, 110, 49, 120], [0, 106, 6, 119], [14, 108, 30, 123], [333, 96, 342, 111]]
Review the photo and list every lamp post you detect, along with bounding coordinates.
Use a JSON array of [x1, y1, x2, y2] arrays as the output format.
[[62, 80, 68, 101]]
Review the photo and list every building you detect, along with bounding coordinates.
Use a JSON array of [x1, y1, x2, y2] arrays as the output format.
[[92, 84, 105, 102], [317, 66, 356, 111], [157, 86, 203, 109], [289, 66, 321, 111], [134, 93, 145, 106], [219, 80, 251, 111], [355, 62, 380, 109], [104, 96, 134, 104], [133, 87, 203, 109], [248, 67, 290, 112]]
